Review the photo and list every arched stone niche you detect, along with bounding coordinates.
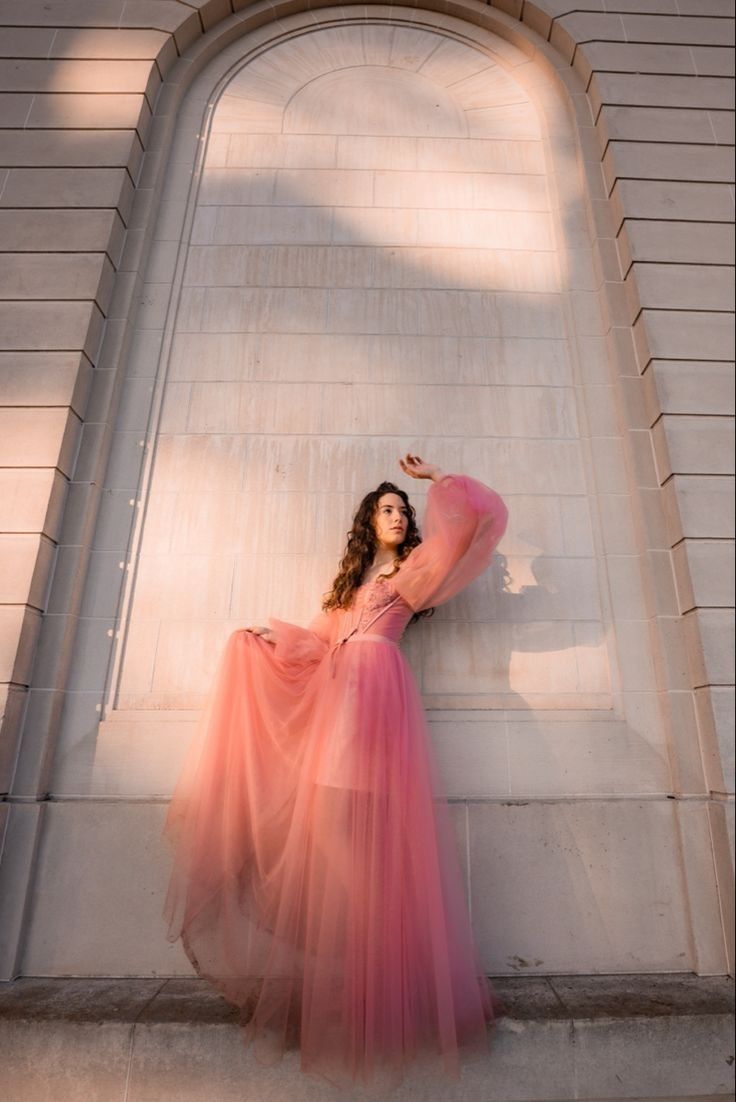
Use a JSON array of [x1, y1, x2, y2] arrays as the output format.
[[19, 7, 728, 979], [113, 21, 612, 721]]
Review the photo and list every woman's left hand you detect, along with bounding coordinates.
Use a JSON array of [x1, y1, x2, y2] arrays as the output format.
[[243, 625, 276, 643], [399, 453, 445, 481]]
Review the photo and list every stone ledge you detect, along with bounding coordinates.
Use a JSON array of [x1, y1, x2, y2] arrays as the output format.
[[0, 972, 733, 1025], [1, 975, 734, 1102]]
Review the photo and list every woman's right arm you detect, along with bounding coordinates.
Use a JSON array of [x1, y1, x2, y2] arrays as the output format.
[[391, 465, 508, 613]]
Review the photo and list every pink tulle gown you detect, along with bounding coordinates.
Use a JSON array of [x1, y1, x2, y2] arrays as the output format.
[[163, 474, 509, 1088]]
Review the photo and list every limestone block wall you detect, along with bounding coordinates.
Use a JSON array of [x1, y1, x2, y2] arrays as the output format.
[[0, 0, 733, 980]]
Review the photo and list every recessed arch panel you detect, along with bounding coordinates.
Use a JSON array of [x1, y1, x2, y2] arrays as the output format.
[[111, 19, 611, 725]]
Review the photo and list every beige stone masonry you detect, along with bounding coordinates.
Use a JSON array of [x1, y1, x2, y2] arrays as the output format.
[[619, 13, 734, 47], [662, 476, 735, 544], [598, 104, 731, 146], [49, 28, 177, 72], [710, 110, 735, 142], [677, 1, 733, 15], [91, 5, 733, 981], [0, 0, 732, 985], [0, 168, 135, 219], [120, 4, 203, 51], [0, 131, 144, 174], [617, 221, 735, 272], [0, 28, 58, 57], [0, 1, 126, 25], [0, 407, 81, 473], [0, 352, 91, 415], [685, 609, 735, 689], [651, 362, 735, 418], [0, 536, 55, 609], [628, 263, 734, 314], [0, 1, 226, 878], [652, 415, 735, 481], [0, 470, 67, 540], [24, 94, 151, 136], [0, 209, 125, 258], [0, 608, 42, 686], [590, 72, 733, 113], [673, 540, 735, 613], [0, 255, 115, 307], [603, 142, 734, 194], [0, 301, 104, 357], [691, 45, 736, 76], [610, 178, 735, 225], [0, 59, 162, 106], [0, 93, 33, 126], [635, 309, 734, 365], [575, 41, 734, 81]]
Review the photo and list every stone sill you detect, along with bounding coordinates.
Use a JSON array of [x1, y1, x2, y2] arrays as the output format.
[[0, 972, 733, 1026]]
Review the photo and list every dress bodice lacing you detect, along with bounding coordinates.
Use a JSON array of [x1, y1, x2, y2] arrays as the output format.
[[328, 578, 410, 674], [344, 576, 408, 636]]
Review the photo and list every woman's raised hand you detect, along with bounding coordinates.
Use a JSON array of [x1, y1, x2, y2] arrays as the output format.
[[398, 453, 445, 482]]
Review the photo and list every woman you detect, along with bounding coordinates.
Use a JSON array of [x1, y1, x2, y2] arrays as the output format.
[[163, 454, 509, 1089]]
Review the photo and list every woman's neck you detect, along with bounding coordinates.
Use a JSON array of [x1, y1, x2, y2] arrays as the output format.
[[372, 548, 397, 569], [362, 548, 398, 584]]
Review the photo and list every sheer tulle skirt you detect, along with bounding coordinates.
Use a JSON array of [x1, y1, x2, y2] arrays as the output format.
[[163, 629, 505, 1088]]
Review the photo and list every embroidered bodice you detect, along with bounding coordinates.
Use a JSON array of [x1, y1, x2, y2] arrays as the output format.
[[334, 577, 414, 646], [356, 576, 403, 621]]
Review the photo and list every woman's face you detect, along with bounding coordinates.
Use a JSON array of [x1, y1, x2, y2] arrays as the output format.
[[373, 493, 409, 551]]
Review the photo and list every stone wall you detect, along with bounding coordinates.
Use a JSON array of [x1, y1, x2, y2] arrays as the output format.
[[0, 0, 733, 979]]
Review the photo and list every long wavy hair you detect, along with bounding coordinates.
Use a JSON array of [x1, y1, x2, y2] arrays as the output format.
[[322, 481, 433, 621]]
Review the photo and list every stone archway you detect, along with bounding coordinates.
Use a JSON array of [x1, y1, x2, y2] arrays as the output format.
[[115, 20, 609, 723]]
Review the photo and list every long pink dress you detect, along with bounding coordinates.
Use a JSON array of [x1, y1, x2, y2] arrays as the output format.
[[163, 473, 509, 1088]]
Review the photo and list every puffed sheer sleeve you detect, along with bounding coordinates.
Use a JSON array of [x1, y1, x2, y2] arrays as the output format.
[[391, 474, 508, 613], [266, 608, 336, 666]]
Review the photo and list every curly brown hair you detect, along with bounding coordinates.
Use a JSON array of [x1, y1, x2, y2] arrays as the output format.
[[322, 481, 433, 621]]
